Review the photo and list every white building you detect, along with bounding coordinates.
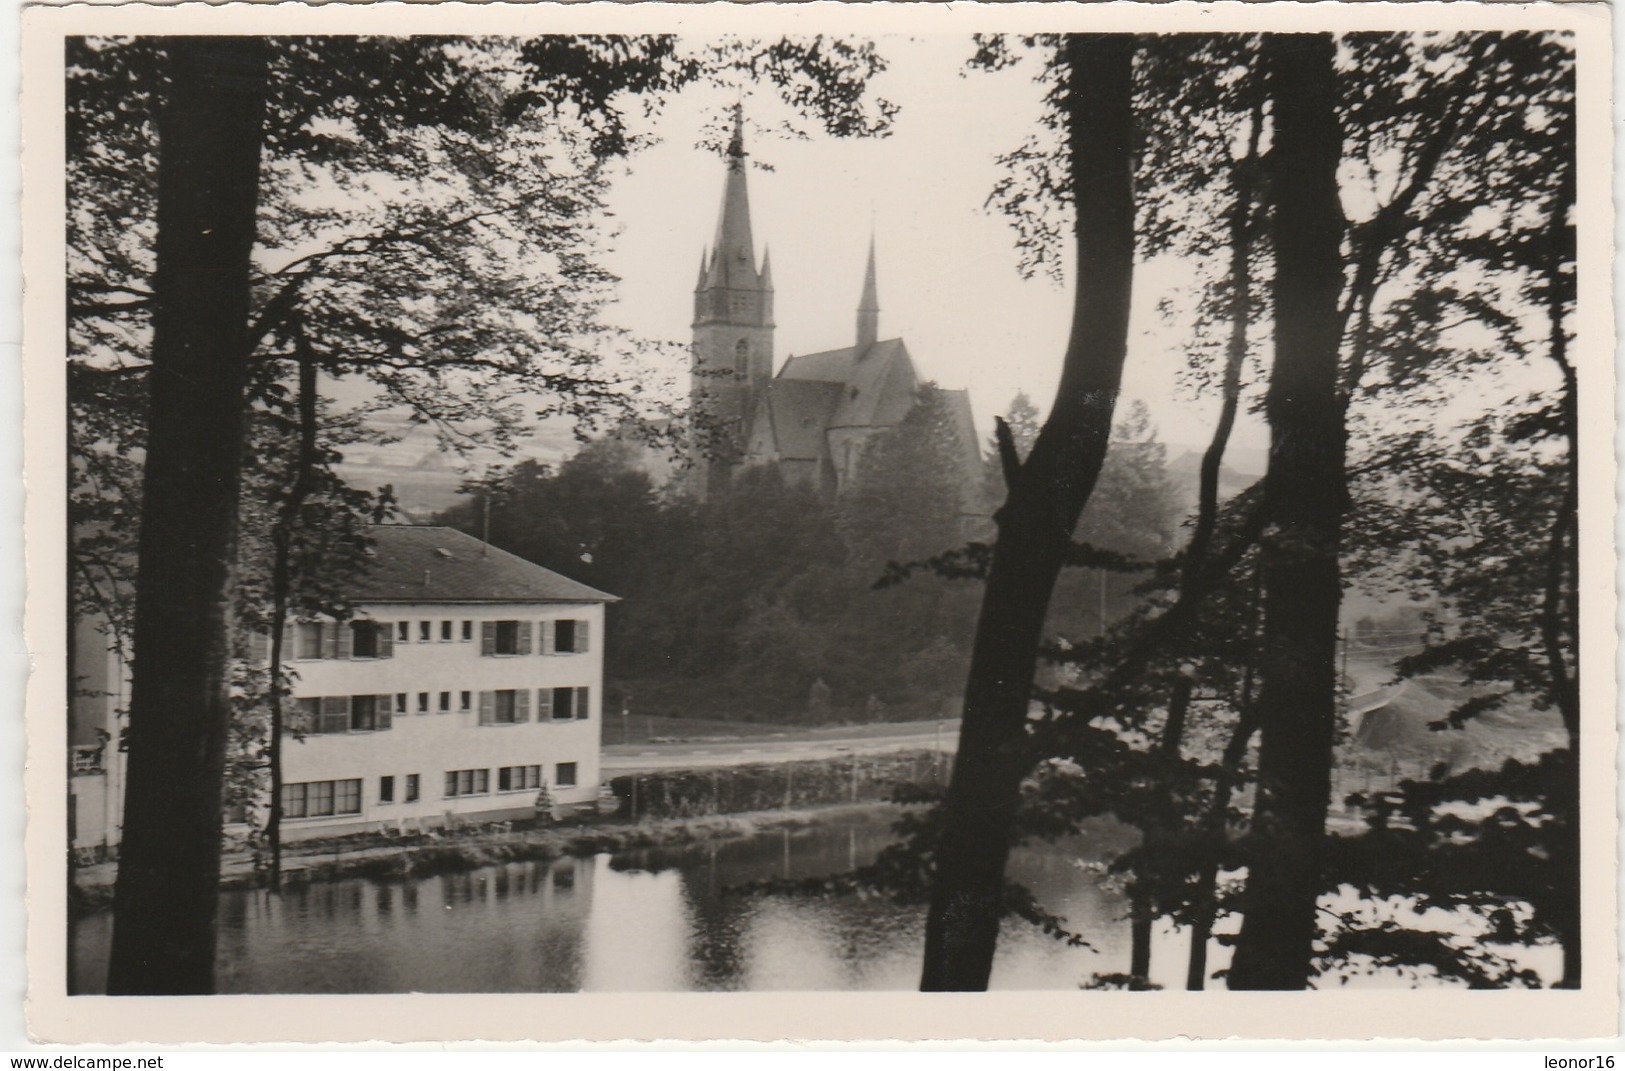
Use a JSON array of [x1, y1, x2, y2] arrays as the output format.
[[267, 524, 615, 840], [68, 523, 616, 852]]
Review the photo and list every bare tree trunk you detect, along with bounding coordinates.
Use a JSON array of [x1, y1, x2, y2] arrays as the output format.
[[920, 33, 1137, 992], [1185, 100, 1262, 589], [1227, 33, 1348, 991], [1180, 104, 1265, 990], [106, 37, 267, 995], [264, 324, 321, 890]]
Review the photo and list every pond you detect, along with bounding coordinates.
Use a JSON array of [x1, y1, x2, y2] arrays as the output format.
[[70, 815, 1217, 993]]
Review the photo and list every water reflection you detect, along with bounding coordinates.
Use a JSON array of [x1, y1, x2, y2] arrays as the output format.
[[72, 816, 1162, 994]]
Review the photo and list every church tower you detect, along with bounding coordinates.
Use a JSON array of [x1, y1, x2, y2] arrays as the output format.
[[691, 106, 775, 494], [856, 235, 879, 354]]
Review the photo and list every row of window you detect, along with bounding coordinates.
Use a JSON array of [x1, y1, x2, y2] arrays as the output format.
[[271, 618, 591, 662], [446, 763, 576, 797], [482, 619, 589, 657], [281, 764, 578, 818], [289, 687, 591, 735]]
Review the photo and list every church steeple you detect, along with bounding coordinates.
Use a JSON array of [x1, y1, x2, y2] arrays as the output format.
[[856, 236, 880, 353], [706, 104, 759, 291], [690, 104, 775, 498]]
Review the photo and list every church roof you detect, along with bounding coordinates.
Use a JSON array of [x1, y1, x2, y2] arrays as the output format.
[[350, 525, 618, 604], [758, 379, 844, 460], [778, 337, 920, 430]]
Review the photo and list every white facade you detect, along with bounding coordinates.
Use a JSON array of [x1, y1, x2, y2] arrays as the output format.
[[275, 599, 607, 840], [69, 613, 128, 857]]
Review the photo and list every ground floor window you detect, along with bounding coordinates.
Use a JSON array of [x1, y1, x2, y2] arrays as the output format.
[[555, 762, 578, 789], [380, 775, 394, 803], [498, 765, 542, 792], [445, 768, 490, 798], [282, 778, 363, 819], [405, 773, 420, 802]]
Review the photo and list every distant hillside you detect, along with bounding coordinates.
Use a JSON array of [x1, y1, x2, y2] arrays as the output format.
[[336, 412, 577, 520]]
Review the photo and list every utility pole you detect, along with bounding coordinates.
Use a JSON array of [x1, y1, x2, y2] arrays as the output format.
[[481, 485, 491, 556]]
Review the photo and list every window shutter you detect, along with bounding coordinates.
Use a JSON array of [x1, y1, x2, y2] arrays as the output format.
[[375, 694, 393, 731], [478, 691, 495, 726], [248, 630, 270, 665], [540, 620, 555, 655], [337, 622, 355, 660], [377, 624, 394, 659], [481, 622, 496, 656], [517, 621, 533, 655], [577, 619, 590, 654], [536, 688, 553, 721], [576, 687, 591, 720], [281, 621, 297, 659], [320, 622, 338, 659], [515, 689, 530, 723], [320, 696, 350, 735]]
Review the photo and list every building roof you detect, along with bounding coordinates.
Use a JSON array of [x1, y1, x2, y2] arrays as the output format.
[[759, 378, 843, 460], [350, 525, 617, 605], [777, 337, 919, 430]]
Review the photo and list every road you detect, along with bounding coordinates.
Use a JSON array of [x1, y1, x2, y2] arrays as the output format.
[[601, 719, 960, 772]]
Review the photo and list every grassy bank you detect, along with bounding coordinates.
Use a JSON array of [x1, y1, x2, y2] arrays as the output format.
[[69, 800, 903, 918]]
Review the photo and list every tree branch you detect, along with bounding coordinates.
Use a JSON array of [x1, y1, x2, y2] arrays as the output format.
[[993, 415, 1022, 491]]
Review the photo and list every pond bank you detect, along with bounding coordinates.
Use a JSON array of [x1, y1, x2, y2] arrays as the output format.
[[69, 800, 902, 917]]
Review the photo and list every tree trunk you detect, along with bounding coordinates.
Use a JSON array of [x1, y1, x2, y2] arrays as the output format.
[[1540, 159, 1579, 988], [264, 325, 322, 890], [106, 37, 268, 995], [1127, 675, 1193, 990], [920, 33, 1137, 992], [1186, 692, 1258, 990], [1185, 100, 1262, 589], [1226, 33, 1347, 991], [1181, 109, 1264, 989]]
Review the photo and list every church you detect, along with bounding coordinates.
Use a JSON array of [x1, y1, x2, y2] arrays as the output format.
[[687, 111, 983, 500]]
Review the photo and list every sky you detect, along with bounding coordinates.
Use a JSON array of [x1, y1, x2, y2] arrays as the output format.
[[337, 34, 1272, 515], [592, 35, 1270, 468]]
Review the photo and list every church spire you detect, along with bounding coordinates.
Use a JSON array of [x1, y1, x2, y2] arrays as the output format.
[[708, 103, 758, 289], [856, 235, 880, 353]]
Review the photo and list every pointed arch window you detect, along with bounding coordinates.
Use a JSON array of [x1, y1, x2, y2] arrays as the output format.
[[735, 338, 750, 372]]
